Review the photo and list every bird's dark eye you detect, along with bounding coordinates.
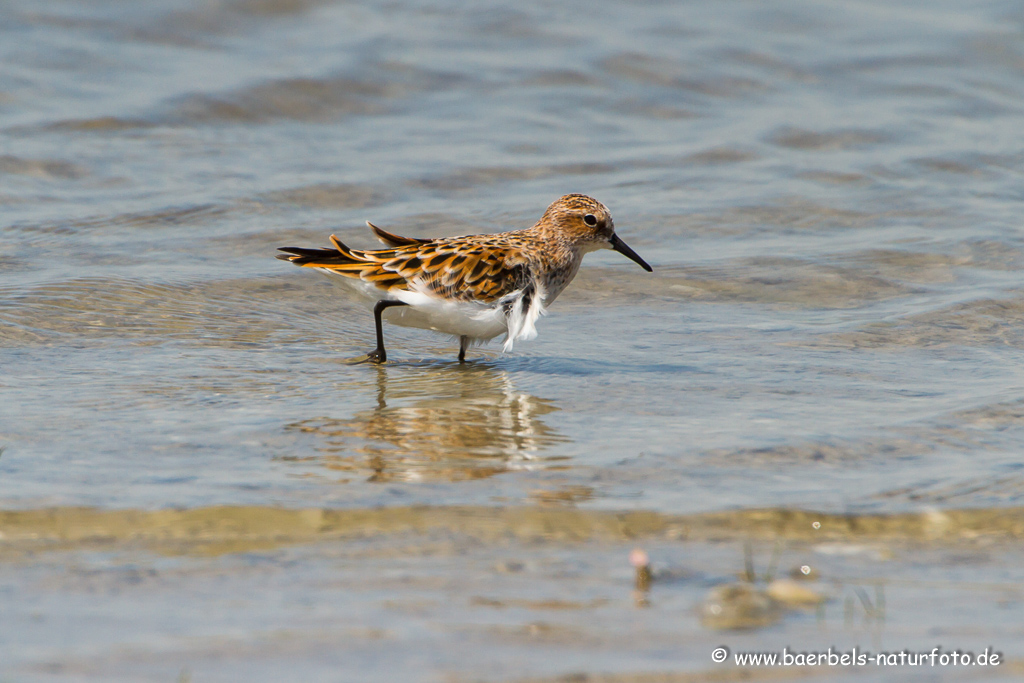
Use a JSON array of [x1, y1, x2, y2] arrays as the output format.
[[583, 214, 597, 226]]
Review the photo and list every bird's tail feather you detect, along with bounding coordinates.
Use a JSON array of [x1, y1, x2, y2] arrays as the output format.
[[277, 235, 408, 289]]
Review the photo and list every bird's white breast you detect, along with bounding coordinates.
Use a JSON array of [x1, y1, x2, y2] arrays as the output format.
[[320, 269, 510, 341]]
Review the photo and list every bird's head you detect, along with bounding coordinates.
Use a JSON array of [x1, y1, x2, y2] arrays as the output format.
[[539, 194, 652, 272]]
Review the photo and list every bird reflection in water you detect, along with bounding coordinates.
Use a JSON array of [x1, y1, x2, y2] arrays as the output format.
[[283, 365, 567, 482]]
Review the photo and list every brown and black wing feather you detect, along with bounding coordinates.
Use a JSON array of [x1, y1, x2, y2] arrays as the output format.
[[403, 238, 531, 302], [278, 229, 532, 303], [367, 221, 433, 248]]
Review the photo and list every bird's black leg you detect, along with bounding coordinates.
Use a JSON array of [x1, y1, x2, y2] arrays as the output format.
[[458, 335, 469, 363], [367, 300, 408, 364]]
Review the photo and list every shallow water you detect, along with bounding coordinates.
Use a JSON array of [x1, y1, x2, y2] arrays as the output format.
[[3, 0, 1024, 680]]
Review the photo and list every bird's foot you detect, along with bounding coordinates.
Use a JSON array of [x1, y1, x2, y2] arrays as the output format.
[[343, 349, 387, 364]]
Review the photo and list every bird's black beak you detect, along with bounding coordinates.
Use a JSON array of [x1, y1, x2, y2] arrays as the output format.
[[610, 233, 653, 272]]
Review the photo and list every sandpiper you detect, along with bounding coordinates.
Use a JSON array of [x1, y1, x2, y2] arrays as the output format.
[[276, 193, 652, 363]]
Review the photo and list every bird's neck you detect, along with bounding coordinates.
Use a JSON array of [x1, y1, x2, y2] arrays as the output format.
[[516, 226, 584, 304], [523, 223, 585, 267]]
